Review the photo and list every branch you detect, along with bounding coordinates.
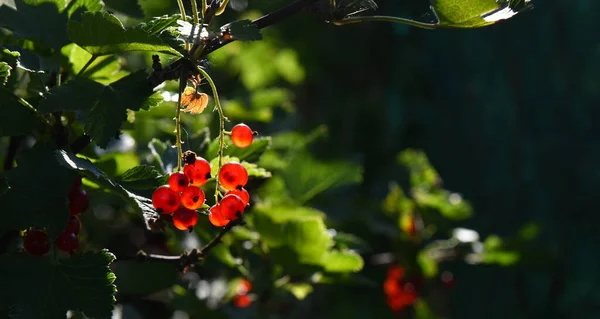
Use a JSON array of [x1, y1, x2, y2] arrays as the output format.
[[121, 218, 245, 271], [201, 0, 317, 56]]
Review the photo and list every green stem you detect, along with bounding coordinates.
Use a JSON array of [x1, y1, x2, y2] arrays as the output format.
[[191, 0, 200, 25], [202, 0, 207, 16], [215, 0, 229, 15], [175, 74, 186, 172], [176, 0, 190, 51], [333, 15, 438, 29], [77, 55, 97, 77], [195, 66, 225, 202]]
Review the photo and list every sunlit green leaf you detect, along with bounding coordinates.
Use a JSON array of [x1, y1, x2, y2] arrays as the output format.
[[68, 12, 182, 56]]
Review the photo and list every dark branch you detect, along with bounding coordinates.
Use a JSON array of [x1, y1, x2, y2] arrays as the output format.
[[119, 218, 246, 271]]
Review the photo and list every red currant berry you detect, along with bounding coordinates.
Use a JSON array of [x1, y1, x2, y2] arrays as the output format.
[[70, 176, 83, 194], [168, 172, 189, 192], [152, 186, 181, 214], [220, 194, 245, 220], [55, 231, 78, 253], [208, 204, 229, 227], [65, 215, 81, 234], [226, 188, 249, 206], [184, 157, 212, 186], [218, 162, 248, 191], [237, 279, 252, 295], [172, 207, 199, 231], [233, 294, 252, 308], [23, 229, 50, 256], [69, 189, 89, 215], [180, 186, 206, 210], [231, 124, 254, 148]]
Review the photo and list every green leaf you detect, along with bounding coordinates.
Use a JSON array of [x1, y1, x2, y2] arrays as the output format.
[[210, 156, 272, 179], [224, 19, 262, 41], [430, 0, 532, 28], [138, 14, 181, 35], [282, 282, 313, 300], [0, 87, 42, 138], [55, 150, 161, 230], [103, 0, 145, 18], [206, 136, 272, 162], [321, 250, 364, 273], [0, 250, 116, 318], [62, 44, 129, 84], [67, 12, 182, 56], [148, 138, 179, 174], [0, 62, 10, 84], [39, 71, 162, 147], [280, 152, 362, 203], [0, 143, 77, 237], [0, 0, 69, 49], [116, 165, 167, 189]]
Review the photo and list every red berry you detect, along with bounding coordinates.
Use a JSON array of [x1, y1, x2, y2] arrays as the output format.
[[65, 215, 81, 234], [168, 172, 189, 192], [55, 231, 78, 253], [219, 194, 245, 220], [226, 188, 249, 206], [218, 162, 248, 191], [208, 204, 229, 227], [172, 207, 199, 231], [233, 294, 252, 308], [69, 189, 89, 215], [184, 157, 212, 186], [237, 279, 252, 295], [152, 186, 181, 214], [180, 186, 205, 210], [23, 229, 50, 256], [231, 124, 254, 148], [70, 176, 82, 194]]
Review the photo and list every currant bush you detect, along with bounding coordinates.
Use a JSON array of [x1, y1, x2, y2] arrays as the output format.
[[226, 188, 250, 206], [55, 231, 79, 254], [183, 157, 212, 186], [208, 204, 229, 227], [180, 186, 206, 210], [168, 171, 189, 192], [219, 194, 246, 220], [152, 186, 181, 214], [172, 207, 199, 231]]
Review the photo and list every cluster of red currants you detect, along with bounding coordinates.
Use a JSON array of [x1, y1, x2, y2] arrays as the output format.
[[383, 265, 421, 312], [23, 176, 88, 256], [232, 279, 253, 308], [151, 124, 255, 231]]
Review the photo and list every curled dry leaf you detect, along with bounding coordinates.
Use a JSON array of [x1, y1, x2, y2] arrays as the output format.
[[181, 87, 209, 114]]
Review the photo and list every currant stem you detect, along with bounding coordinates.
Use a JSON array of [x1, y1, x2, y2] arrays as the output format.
[[202, 0, 207, 17], [176, 0, 190, 51], [195, 66, 225, 203], [191, 0, 200, 25], [77, 55, 97, 77], [175, 73, 187, 172], [332, 15, 437, 29]]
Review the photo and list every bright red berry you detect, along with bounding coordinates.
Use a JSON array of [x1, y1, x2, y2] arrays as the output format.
[[226, 188, 250, 206], [65, 215, 81, 234], [231, 124, 254, 148], [219, 194, 245, 220], [218, 162, 248, 191], [69, 189, 89, 215], [233, 294, 252, 308], [55, 231, 78, 253], [208, 204, 229, 227], [237, 279, 252, 295], [180, 186, 205, 210], [168, 172, 189, 192], [152, 186, 181, 214], [184, 157, 212, 186], [172, 207, 199, 231], [23, 229, 50, 256]]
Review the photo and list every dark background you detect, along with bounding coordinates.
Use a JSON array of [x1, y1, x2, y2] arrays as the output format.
[[267, 0, 600, 318]]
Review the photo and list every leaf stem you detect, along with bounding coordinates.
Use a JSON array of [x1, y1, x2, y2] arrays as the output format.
[[175, 73, 187, 172], [195, 66, 224, 202], [77, 55, 97, 77], [191, 0, 200, 25], [216, 0, 229, 15], [176, 0, 190, 51], [202, 0, 207, 17], [332, 15, 437, 29]]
